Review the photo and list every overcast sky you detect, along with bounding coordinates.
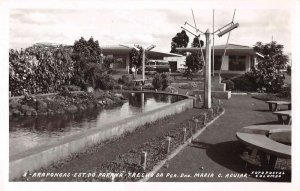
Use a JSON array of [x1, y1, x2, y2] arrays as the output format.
[[9, 8, 291, 53]]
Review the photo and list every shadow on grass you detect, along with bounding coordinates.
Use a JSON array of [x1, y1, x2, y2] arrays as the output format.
[[253, 109, 273, 113], [191, 140, 291, 182], [253, 121, 281, 125]]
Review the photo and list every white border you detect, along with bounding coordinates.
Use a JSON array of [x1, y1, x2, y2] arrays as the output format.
[[1, 0, 299, 191]]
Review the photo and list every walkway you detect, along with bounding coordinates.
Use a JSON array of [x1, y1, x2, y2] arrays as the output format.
[[149, 95, 291, 182]]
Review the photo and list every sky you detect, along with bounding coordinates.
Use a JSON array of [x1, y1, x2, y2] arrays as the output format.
[[9, 8, 292, 53]]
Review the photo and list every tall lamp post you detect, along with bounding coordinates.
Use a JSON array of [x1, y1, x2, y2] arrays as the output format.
[[180, 10, 239, 108], [141, 45, 156, 83]]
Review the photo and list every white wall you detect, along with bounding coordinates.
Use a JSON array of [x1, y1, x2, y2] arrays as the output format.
[[221, 56, 229, 70], [163, 56, 186, 70]]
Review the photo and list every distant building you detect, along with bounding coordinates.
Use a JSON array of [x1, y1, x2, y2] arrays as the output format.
[[163, 56, 187, 72], [209, 44, 263, 75], [177, 44, 264, 75], [101, 45, 182, 73]]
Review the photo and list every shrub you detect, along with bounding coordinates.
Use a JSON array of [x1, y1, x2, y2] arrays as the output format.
[[118, 75, 134, 87], [152, 73, 162, 90], [9, 47, 74, 96], [151, 73, 170, 90], [95, 74, 116, 90], [62, 85, 81, 91], [222, 79, 234, 91], [287, 65, 291, 76], [143, 83, 153, 90], [161, 73, 171, 90], [231, 74, 257, 92], [278, 85, 291, 99]]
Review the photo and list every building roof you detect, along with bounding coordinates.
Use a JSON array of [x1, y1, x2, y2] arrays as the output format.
[[101, 45, 182, 58], [176, 44, 258, 55]]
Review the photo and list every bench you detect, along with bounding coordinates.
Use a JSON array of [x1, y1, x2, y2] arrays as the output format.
[[273, 110, 292, 124], [236, 125, 291, 169], [265, 100, 291, 111]]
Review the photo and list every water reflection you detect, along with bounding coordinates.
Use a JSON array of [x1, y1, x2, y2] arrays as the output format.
[[9, 93, 184, 155]]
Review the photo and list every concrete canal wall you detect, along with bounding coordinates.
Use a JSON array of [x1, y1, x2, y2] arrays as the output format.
[[9, 92, 194, 180]]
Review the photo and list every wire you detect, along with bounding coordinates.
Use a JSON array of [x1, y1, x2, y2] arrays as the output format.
[[191, 9, 198, 31], [218, 9, 236, 77]]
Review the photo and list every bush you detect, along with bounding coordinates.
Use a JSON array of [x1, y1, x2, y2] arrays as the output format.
[[287, 65, 291, 76], [161, 73, 171, 90], [222, 79, 234, 91], [278, 85, 291, 99], [118, 75, 134, 87], [95, 74, 116, 90], [151, 73, 170, 90], [62, 85, 81, 92], [231, 74, 257, 92], [143, 83, 153, 90], [9, 47, 74, 96], [152, 73, 162, 90]]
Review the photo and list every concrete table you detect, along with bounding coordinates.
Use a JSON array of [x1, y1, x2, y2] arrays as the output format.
[[273, 110, 292, 124], [236, 125, 291, 169], [265, 100, 291, 111]]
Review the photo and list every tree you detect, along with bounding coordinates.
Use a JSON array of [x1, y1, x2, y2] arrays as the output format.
[[71, 37, 103, 89], [129, 45, 148, 71], [246, 41, 289, 93], [170, 30, 189, 55], [253, 41, 289, 71], [185, 37, 204, 74]]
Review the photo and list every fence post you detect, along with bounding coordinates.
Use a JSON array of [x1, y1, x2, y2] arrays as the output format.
[[194, 119, 199, 132], [166, 136, 171, 153], [201, 114, 206, 125], [182, 128, 187, 143], [120, 85, 123, 91], [141, 151, 147, 171]]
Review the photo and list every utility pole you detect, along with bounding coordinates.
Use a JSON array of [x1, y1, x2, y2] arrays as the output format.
[[204, 29, 212, 108], [180, 9, 238, 109], [142, 48, 145, 82], [212, 9, 215, 76]]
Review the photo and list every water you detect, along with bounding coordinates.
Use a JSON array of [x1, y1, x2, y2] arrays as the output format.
[[9, 92, 185, 156]]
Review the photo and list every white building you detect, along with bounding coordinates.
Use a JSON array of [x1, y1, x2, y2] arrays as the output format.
[[163, 56, 186, 72]]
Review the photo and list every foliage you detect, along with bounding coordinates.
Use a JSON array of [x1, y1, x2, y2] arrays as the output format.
[[287, 65, 291, 76], [185, 53, 203, 72], [71, 37, 103, 89], [238, 41, 289, 93], [161, 73, 171, 90], [152, 73, 162, 90], [118, 75, 134, 87], [231, 74, 258, 92], [94, 73, 116, 90], [151, 73, 171, 90], [185, 37, 204, 79], [170, 30, 189, 55], [191, 36, 204, 48], [129, 45, 148, 71], [222, 79, 234, 91], [9, 46, 74, 96], [103, 56, 115, 71], [278, 85, 291, 99], [254, 41, 289, 71]]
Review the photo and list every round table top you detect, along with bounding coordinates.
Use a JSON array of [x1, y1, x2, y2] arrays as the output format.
[[236, 125, 291, 158], [265, 100, 291, 104]]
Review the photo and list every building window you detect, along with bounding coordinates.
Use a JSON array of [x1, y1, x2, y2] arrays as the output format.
[[229, 55, 246, 71], [212, 55, 222, 70]]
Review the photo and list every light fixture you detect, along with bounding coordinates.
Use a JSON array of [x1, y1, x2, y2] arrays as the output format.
[[217, 23, 239, 37], [145, 45, 156, 51]]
